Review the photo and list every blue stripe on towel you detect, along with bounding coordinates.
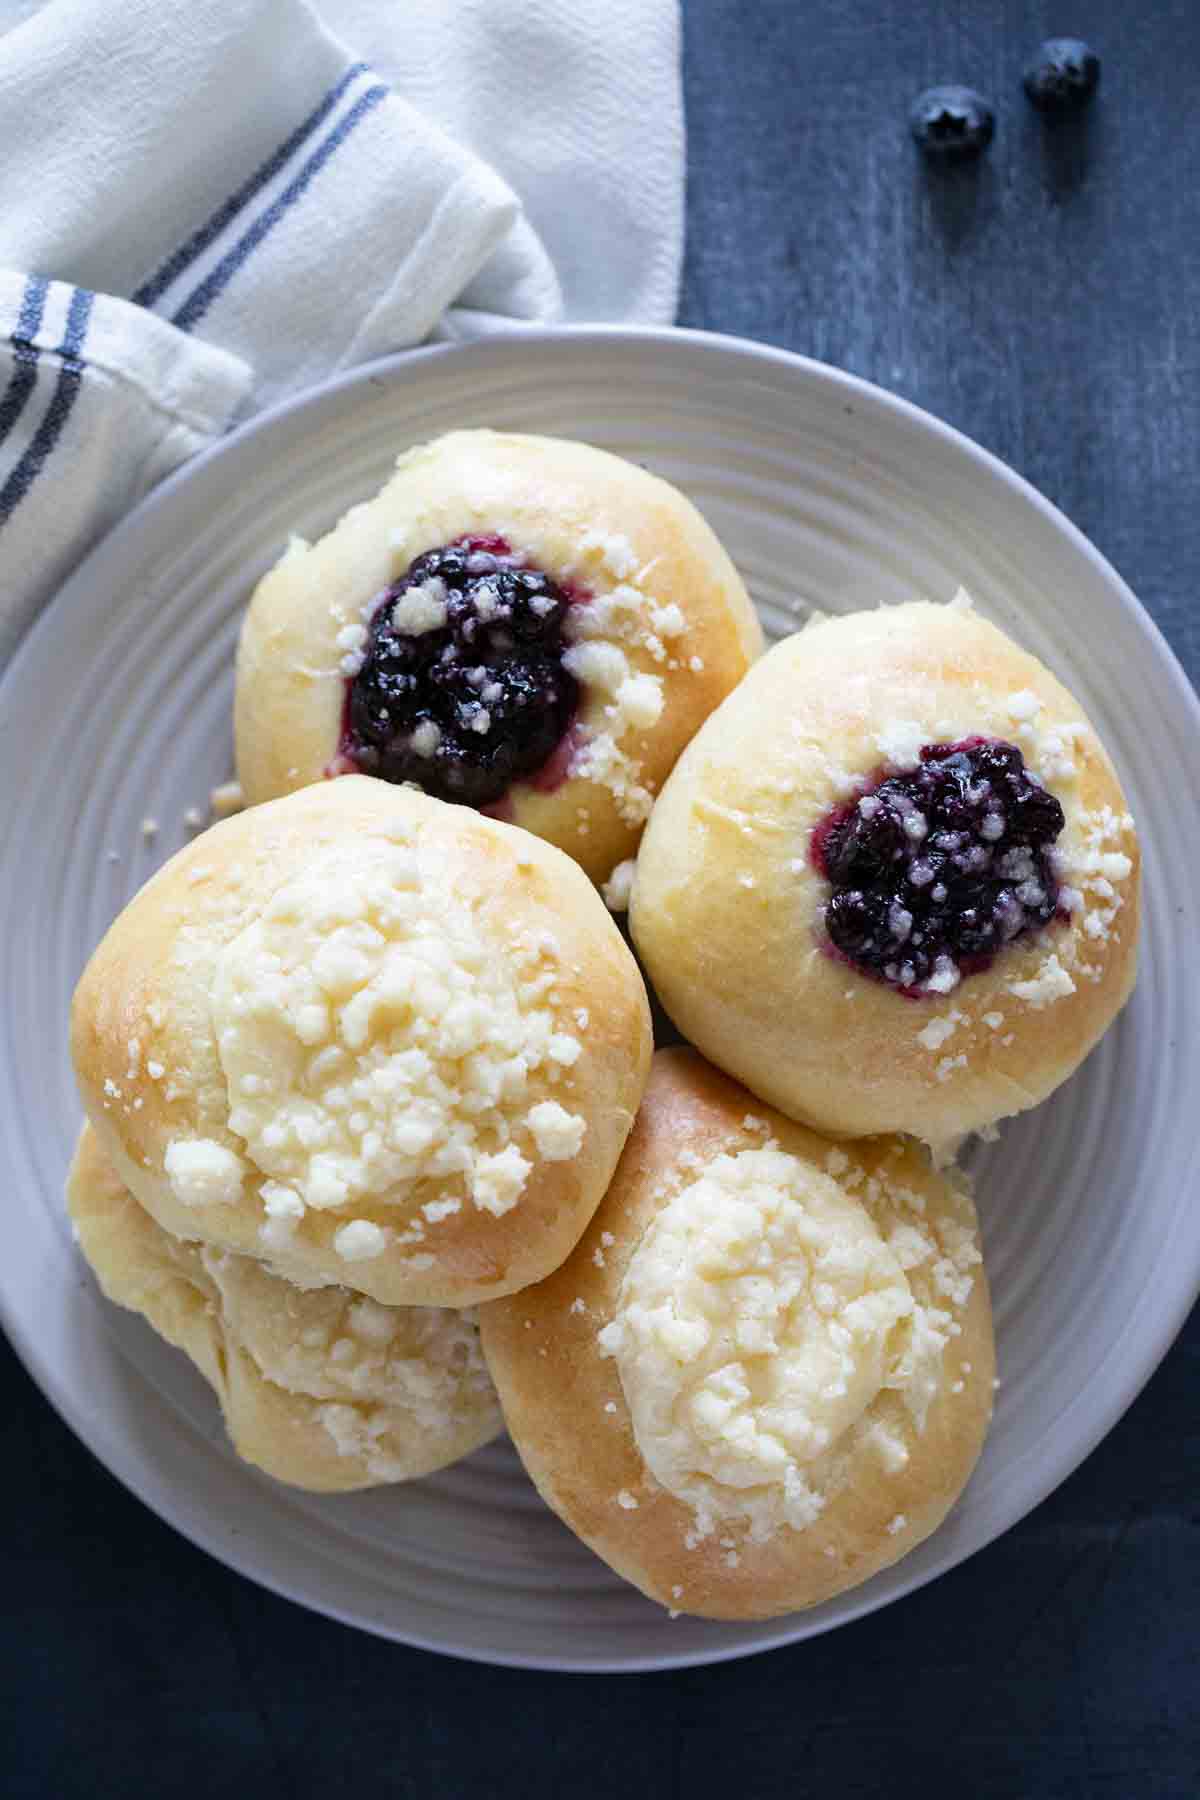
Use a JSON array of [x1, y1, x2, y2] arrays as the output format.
[[171, 83, 389, 334], [0, 275, 50, 448], [132, 61, 371, 309], [0, 286, 94, 530]]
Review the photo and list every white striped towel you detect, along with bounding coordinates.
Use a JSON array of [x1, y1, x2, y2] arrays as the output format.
[[0, 0, 683, 663]]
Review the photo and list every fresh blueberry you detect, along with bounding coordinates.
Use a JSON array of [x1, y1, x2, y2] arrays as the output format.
[[1023, 39, 1101, 112], [910, 86, 995, 159]]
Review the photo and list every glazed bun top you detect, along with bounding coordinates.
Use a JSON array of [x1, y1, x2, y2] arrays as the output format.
[[71, 776, 652, 1308], [630, 598, 1139, 1147]]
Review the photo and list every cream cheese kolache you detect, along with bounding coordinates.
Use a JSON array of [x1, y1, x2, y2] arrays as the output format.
[[70, 776, 653, 1310], [68, 1125, 503, 1493], [480, 1049, 995, 1620], [235, 430, 763, 885], [629, 596, 1140, 1150]]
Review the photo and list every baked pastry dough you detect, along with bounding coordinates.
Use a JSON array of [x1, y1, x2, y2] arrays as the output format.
[[68, 1125, 502, 1492], [630, 600, 1139, 1148], [235, 430, 762, 884], [480, 1049, 994, 1620], [71, 776, 652, 1308]]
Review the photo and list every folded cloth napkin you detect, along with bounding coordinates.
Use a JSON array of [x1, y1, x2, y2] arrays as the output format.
[[0, 0, 682, 662]]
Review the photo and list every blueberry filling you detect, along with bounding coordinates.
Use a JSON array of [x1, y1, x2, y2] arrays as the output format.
[[812, 738, 1065, 992], [342, 537, 579, 809]]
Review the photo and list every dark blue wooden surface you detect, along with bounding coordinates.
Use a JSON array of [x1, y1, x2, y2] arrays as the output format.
[[4, 4, 1198, 1794]]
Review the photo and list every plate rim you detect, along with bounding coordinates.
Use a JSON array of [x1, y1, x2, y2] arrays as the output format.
[[3, 322, 1198, 1672]]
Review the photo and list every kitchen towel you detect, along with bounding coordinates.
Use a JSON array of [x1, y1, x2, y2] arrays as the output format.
[[0, 0, 683, 661]]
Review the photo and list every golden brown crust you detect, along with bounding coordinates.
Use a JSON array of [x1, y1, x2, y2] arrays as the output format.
[[71, 776, 652, 1307], [480, 1049, 995, 1620], [630, 603, 1140, 1147], [235, 430, 762, 884], [67, 1125, 504, 1492]]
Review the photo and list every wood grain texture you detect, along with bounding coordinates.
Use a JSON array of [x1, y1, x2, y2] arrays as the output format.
[[3, 3, 1198, 1796]]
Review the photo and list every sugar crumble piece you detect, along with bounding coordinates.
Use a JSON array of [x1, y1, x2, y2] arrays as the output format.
[[209, 780, 245, 820], [1007, 952, 1075, 1008], [924, 955, 962, 995], [917, 1011, 962, 1052], [526, 1100, 587, 1162], [140, 818, 159, 844], [182, 807, 205, 831], [164, 1138, 245, 1208], [1006, 689, 1042, 723], [391, 577, 448, 636], [616, 1489, 639, 1510], [601, 859, 636, 913], [422, 1196, 461, 1224], [408, 720, 441, 759], [873, 719, 926, 772], [262, 1182, 304, 1222], [333, 1219, 387, 1262], [865, 1421, 909, 1473], [472, 1146, 532, 1217], [886, 1514, 907, 1536]]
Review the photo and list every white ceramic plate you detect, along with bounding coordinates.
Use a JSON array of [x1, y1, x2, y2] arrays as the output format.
[[2, 327, 1197, 1672]]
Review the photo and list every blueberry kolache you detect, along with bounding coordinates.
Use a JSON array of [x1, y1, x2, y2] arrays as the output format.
[[629, 597, 1140, 1150], [235, 431, 762, 884]]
